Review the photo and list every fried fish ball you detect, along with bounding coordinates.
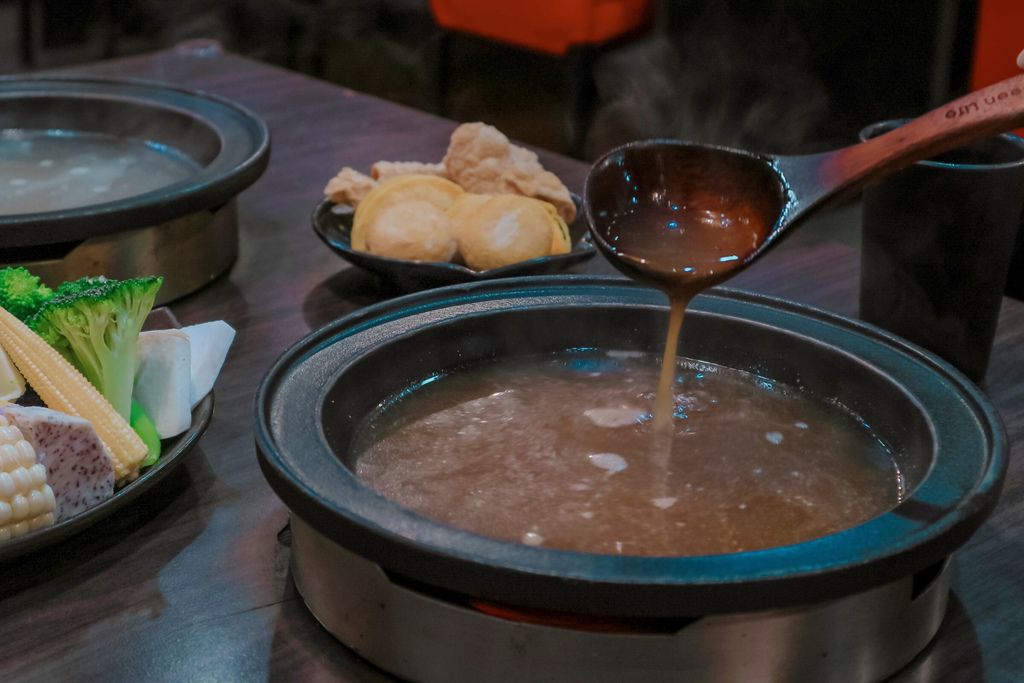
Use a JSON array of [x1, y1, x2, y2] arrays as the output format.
[[450, 193, 571, 263], [443, 122, 577, 222], [352, 175, 464, 252], [445, 192, 492, 227], [538, 201, 572, 255], [452, 193, 571, 257], [363, 201, 457, 262], [370, 161, 448, 182], [324, 167, 378, 206], [451, 194, 559, 270]]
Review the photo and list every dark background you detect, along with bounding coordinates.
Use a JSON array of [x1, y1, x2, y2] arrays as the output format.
[[0, 0, 979, 160]]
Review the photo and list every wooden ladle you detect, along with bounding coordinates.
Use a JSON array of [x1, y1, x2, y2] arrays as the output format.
[[585, 73, 1024, 291]]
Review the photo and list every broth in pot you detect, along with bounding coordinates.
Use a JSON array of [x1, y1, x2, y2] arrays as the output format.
[[0, 129, 199, 215], [354, 351, 904, 557]]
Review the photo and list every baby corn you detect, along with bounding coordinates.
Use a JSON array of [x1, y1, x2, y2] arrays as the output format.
[[0, 415, 56, 542], [0, 306, 146, 482]]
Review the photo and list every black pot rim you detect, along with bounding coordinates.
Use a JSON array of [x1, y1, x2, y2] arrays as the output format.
[[0, 76, 271, 246], [255, 276, 1007, 616]]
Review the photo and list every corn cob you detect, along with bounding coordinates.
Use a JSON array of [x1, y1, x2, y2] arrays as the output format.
[[0, 414, 56, 542], [0, 306, 146, 482]]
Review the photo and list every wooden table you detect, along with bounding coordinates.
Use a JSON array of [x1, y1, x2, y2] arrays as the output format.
[[2, 47, 1022, 682]]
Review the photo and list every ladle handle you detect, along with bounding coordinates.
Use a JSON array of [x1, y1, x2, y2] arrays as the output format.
[[781, 73, 1024, 214]]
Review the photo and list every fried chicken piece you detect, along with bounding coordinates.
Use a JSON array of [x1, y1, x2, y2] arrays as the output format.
[[370, 161, 448, 182], [324, 167, 378, 207], [442, 123, 577, 222]]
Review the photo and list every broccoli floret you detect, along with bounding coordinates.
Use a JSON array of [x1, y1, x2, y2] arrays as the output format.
[[52, 276, 108, 298], [36, 277, 113, 365], [30, 276, 163, 420], [0, 267, 53, 321]]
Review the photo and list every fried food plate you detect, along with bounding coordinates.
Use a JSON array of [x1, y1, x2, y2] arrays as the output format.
[[312, 196, 596, 292]]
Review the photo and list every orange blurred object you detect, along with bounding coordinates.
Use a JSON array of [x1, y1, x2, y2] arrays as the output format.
[[971, 0, 1024, 135], [429, 0, 652, 56]]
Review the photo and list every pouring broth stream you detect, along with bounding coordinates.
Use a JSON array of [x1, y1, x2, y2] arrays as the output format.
[[601, 200, 774, 428]]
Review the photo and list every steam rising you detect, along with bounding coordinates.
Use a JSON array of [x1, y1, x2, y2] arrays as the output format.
[[587, 6, 829, 157]]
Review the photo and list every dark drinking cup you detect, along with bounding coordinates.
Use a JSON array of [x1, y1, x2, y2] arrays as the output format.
[[859, 120, 1024, 384]]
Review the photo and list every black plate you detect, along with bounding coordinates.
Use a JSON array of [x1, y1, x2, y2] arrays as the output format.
[[0, 393, 213, 562], [312, 197, 596, 291]]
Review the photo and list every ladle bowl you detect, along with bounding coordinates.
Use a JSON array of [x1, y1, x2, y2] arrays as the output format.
[[586, 73, 1024, 280]]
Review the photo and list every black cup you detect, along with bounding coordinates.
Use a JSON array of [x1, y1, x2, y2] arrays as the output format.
[[859, 120, 1024, 384]]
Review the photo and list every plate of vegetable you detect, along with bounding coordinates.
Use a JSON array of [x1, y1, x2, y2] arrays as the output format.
[[0, 267, 234, 561]]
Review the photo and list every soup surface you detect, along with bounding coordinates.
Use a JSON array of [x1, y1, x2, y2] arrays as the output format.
[[0, 129, 199, 215], [354, 351, 904, 556]]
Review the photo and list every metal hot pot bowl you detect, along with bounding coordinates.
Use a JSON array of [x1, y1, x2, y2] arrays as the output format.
[[0, 78, 270, 304], [255, 276, 1006, 683]]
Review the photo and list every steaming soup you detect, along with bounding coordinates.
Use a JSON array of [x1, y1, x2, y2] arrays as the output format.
[[0, 129, 199, 215], [354, 351, 904, 556]]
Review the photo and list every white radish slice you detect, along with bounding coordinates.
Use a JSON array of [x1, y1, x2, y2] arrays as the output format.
[[181, 321, 235, 408], [135, 329, 192, 439], [0, 345, 25, 402]]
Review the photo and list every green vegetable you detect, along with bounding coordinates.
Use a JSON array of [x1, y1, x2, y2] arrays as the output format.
[[53, 276, 108, 298], [0, 267, 53, 321], [30, 275, 163, 421], [131, 399, 162, 468]]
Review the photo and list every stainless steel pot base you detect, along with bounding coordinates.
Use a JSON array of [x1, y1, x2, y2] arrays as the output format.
[[4, 200, 238, 305], [291, 516, 949, 683]]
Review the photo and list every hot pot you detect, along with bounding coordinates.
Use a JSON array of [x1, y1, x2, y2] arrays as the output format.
[[255, 276, 1006, 683], [0, 78, 270, 304]]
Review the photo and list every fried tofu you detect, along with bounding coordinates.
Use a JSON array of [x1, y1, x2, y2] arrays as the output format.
[[324, 167, 378, 207], [442, 123, 576, 222]]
